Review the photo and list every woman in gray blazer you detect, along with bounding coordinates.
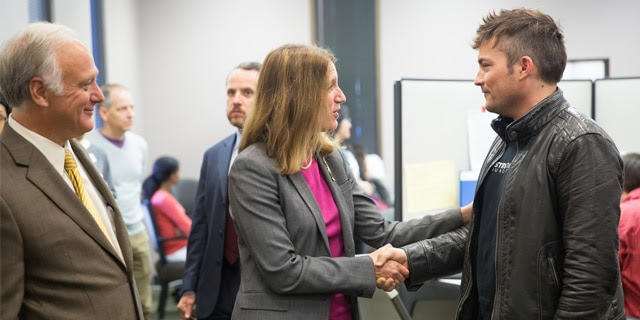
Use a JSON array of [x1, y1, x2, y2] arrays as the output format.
[[228, 44, 470, 320]]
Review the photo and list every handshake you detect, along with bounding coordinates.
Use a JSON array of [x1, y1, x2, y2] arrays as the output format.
[[368, 244, 409, 291]]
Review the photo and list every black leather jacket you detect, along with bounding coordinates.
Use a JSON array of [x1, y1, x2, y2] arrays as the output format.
[[404, 89, 625, 319]]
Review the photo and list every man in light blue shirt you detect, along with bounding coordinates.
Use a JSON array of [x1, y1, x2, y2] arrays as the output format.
[[87, 83, 151, 318]]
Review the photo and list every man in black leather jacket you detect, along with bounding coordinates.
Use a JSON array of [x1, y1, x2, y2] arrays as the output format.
[[378, 8, 625, 319]]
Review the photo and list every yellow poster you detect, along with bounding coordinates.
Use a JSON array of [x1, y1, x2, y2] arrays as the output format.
[[404, 160, 456, 220]]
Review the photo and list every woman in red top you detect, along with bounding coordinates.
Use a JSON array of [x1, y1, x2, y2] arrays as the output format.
[[142, 156, 192, 262], [619, 153, 640, 319]]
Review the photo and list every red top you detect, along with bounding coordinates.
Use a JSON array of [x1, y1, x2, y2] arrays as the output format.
[[151, 190, 192, 255], [619, 187, 640, 317], [301, 158, 352, 320]]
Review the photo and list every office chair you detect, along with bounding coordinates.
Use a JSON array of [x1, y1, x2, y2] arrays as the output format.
[[172, 178, 198, 217], [357, 252, 413, 320], [142, 200, 187, 319], [397, 275, 461, 320], [359, 288, 412, 320]]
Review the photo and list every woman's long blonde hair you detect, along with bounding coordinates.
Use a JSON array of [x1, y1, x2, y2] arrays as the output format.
[[240, 44, 337, 174]]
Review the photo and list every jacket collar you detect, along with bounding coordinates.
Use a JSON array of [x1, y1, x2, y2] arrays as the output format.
[[288, 156, 332, 253], [220, 133, 238, 202], [287, 150, 354, 256], [2, 125, 129, 268], [491, 88, 567, 143]]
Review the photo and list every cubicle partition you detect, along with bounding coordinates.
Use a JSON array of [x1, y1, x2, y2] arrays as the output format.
[[394, 79, 482, 221], [393, 79, 595, 221], [594, 77, 640, 155], [391, 76, 638, 319]]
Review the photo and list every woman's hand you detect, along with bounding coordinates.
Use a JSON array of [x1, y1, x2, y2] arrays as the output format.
[[369, 244, 409, 291]]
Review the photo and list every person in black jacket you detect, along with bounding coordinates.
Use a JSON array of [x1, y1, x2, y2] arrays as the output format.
[[377, 8, 625, 319], [177, 62, 261, 320]]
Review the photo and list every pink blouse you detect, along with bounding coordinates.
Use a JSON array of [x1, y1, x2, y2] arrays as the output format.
[[301, 158, 352, 320], [150, 189, 192, 255]]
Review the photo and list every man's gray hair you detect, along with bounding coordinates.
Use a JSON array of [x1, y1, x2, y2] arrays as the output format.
[[0, 22, 78, 109], [98, 83, 129, 110]]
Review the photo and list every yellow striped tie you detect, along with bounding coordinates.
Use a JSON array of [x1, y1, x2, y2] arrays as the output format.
[[64, 150, 114, 248]]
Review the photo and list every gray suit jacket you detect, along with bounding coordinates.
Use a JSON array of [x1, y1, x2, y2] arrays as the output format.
[[228, 143, 463, 320], [0, 125, 144, 319]]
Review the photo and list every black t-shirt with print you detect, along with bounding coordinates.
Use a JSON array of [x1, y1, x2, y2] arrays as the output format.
[[475, 141, 517, 320]]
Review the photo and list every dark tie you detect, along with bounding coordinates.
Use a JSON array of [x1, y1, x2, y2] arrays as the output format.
[[224, 183, 239, 265]]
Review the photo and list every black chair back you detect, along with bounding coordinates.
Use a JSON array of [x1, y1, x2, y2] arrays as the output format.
[[172, 178, 198, 218], [142, 199, 186, 319]]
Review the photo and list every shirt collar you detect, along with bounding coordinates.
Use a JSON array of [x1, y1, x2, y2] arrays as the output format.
[[234, 130, 242, 151], [8, 115, 72, 175]]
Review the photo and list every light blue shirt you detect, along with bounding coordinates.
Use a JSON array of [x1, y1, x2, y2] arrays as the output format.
[[86, 129, 148, 235]]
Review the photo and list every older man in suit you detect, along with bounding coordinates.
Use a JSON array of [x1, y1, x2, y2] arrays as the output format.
[[177, 62, 261, 320], [0, 22, 143, 319]]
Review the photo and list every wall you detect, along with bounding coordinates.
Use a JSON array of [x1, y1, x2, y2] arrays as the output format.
[[52, 0, 93, 50], [0, 1, 29, 43], [102, 0, 143, 133], [0, 1, 92, 53], [133, 0, 314, 178], [0, 0, 313, 179]]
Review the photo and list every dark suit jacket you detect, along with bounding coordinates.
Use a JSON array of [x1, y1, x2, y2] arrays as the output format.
[[0, 125, 143, 319], [228, 143, 464, 320], [182, 133, 237, 318]]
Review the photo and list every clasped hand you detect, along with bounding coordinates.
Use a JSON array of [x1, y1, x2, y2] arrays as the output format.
[[368, 244, 409, 292]]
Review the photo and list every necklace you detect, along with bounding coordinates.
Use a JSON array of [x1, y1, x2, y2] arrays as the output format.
[[322, 157, 335, 181]]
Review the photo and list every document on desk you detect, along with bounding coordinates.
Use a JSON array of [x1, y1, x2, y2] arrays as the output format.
[[404, 160, 456, 220]]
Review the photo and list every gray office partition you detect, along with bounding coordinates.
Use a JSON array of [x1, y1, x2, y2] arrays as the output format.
[[594, 77, 640, 155], [559, 79, 595, 119], [394, 79, 483, 221]]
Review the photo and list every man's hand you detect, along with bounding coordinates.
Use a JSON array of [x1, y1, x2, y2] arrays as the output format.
[[369, 244, 409, 291], [177, 292, 196, 320], [372, 243, 408, 269]]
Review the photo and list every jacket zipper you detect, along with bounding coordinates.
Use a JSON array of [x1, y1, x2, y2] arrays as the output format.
[[548, 257, 561, 291], [456, 141, 507, 317], [491, 141, 518, 320]]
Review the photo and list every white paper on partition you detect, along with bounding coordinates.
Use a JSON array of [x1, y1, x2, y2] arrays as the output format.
[[404, 160, 456, 220], [467, 109, 497, 171]]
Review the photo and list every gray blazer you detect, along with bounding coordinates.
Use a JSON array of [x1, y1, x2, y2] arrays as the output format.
[[0, 125, 144, 319], [228, 143, 463, 320]]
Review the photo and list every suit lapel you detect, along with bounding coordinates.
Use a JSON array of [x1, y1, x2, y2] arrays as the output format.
[[217, 134, 236, 203], [320, 152, 356, 257], [71, 140, 130, 268], [288, 170, 331, 253], [4, 126, 127, 268]]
